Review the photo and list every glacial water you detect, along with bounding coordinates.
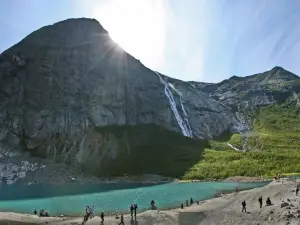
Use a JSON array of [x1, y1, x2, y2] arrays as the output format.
[[0, 181, 269, 216]]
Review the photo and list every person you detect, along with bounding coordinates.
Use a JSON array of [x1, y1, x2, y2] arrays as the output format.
[[33, 209, 37, 216], [186, 200, 188, 207], [119, 214, 124, 225], [266, 197, 272, 206], [133, 204, 137, 217], [150, 200, 155, 206], [84, 206, 90, 222], [100, 212, 104, 223], [130, 205, 134, 217], [190, 198, 194, 205], [39, 209, 45, 217], [181, 204, 184, 209], [44, 211, 49, 217], [296, 187, 299, 196], [241, 201, 246, 212], [90, 206, 95, 218], [258, 196, 263, 208]]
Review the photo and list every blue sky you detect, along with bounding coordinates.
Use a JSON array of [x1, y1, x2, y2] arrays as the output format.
[[1, 0, 300, 82]]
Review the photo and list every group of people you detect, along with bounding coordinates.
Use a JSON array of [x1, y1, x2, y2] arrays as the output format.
[[33, 209, 49, 217], [129, 203, 138, 217], [181, 198, 196, 209], [83, 206, 104, 223], [241, 196, 272, 212]]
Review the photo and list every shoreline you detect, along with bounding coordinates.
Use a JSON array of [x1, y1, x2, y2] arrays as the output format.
[[0, 179, 299, 224], [0, 180, 271, 218]]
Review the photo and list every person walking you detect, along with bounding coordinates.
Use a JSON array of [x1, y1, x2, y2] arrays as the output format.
[[100, 212, 104, 223], [119, 214, 124, 225], [296, 187, 299, 196], [241, 201, 246, 212], [258, 196, 263, 208]]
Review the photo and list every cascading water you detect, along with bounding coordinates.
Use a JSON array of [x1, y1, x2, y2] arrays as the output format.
[[168, 83, 193, 136], [154, 72, 193, 138]]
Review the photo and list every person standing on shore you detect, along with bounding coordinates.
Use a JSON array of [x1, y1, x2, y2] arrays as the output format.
[[90, 206, 95, 218], [296, 187, 299, 196], [130, 205, 134, 217], [133, 204, 137, 217], [258, 196, 263, 208], [190, 198, 194, 205], [241, 200, 246, 212]]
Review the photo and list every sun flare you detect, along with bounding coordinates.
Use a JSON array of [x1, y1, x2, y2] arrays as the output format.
[[93, 0, 167, 69]]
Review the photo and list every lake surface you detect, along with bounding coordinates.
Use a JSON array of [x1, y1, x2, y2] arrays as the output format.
[[0, 181, 269, 216]]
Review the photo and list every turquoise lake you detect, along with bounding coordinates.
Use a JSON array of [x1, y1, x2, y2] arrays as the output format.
[[0, 181, 269, 216]]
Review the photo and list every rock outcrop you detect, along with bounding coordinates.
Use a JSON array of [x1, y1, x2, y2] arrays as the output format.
[[0, 18, 300, 178]]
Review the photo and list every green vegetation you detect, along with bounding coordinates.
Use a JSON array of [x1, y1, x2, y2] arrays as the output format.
[[183, 105, 300, 179]]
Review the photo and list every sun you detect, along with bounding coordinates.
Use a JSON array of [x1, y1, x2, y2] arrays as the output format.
[[93, 0, 167, 70]]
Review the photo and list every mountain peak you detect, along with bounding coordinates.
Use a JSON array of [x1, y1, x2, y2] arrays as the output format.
[[52, 18, 108, 33], [270, 66, 285, 72]]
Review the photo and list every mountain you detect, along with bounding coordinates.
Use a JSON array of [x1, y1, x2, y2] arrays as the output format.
[[0, 18, 300, 183]]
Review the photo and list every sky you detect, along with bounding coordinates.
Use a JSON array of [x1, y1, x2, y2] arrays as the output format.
[[1, 0, 300, 83]]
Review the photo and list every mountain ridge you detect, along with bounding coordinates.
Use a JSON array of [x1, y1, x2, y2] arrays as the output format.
[[0, 18, 300, 183]]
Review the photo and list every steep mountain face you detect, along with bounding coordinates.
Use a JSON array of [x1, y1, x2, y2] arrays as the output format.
[[0, 18, 299, 182], [0, 18, 235, 181]]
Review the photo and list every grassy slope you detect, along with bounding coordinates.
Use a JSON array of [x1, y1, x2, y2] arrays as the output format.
[[183, 105, 300, 179]]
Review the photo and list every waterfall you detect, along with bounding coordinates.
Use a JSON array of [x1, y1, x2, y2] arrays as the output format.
[[168, 83, 193, 136], [154, 72, 193, 138]]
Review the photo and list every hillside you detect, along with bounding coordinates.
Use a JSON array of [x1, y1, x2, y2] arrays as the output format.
[[0, 18, 300, 183], [184, 104, 300, 179]]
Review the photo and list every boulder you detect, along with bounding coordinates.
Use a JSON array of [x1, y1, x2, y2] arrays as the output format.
[[281, 202, 289, 208]]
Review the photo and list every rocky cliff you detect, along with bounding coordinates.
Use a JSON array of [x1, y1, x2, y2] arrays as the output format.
[[0, 18, 299, 182]]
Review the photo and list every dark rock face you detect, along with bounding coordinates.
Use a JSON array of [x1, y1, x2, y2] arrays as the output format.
[[0, 18, 235, 177], [1, 18, 299, 178]]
